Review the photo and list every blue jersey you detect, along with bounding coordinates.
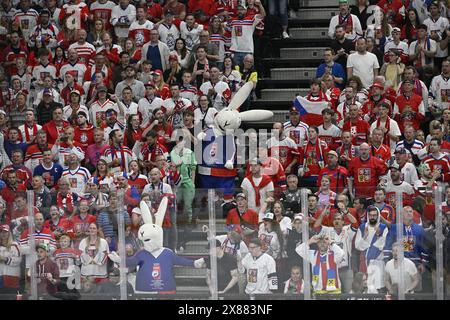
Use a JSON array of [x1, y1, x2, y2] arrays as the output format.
[[198, 128, 237, 177], [385, 223, 427, 265], [126, 248, 194, 293], [33, 163, 64, 189]]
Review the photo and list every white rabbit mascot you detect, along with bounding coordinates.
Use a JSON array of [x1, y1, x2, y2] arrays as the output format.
[[109, 198, 203, 293], [197, 82, 273, 202]]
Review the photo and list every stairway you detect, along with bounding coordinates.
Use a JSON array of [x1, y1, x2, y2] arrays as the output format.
[[175, 219, 228, 295], [254, 0, 339, 127], [174, 0, 341, 296]]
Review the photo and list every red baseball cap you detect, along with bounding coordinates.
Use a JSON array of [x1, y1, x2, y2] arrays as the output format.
[[371, 82, 384, 90], [152, 69, 163, 76], [169, 53, 179, 62], [0, 224, 10, 232]]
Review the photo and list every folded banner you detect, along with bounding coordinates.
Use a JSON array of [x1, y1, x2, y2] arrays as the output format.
[[293, 95, 329, 127]]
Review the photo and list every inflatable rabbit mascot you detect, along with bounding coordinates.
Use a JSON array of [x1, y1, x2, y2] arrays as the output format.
[[109, 198, 203, 293], [197, 82, 273, 201]]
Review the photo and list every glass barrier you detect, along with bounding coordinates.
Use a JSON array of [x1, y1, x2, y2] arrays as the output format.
[[0, 184, 448, 300]]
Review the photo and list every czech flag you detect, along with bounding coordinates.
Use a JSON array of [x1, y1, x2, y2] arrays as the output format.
[[293, 96, 328, 126]]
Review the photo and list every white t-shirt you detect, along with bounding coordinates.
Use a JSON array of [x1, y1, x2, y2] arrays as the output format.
[[385, 257, 418, 293], [347, 52, 380, 89]]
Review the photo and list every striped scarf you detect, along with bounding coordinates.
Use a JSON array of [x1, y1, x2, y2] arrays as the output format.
[[312, 250, 339, 292]]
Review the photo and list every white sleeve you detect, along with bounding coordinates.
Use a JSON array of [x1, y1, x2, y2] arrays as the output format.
[[354, 16, 363, 37], [429, 39, 437, 53], [355, 228, 370, 251], [418, 100, 425, 116], [110, 7, 119, 25], [267, 256, 278, 291], [331, 243, 345, 264], [390, 120, 401, 136], [328, 16, 337, 39]]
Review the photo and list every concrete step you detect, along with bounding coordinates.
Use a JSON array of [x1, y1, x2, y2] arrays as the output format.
[[260, 88, 308, 101], [269, 67, 316, 81], [290, 28, 329, 40], [296, 8, 338, 22], [183, 240, 209, 255], [177, 286, 210, 294], [280, 47, 325, 60], [298, 0, 340, 7], [272, 111, 291, 123], [175, 266, 207, 278]]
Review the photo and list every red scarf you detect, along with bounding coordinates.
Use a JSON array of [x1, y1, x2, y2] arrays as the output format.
[[111, 145, 126, 171], [339, 13, 353, 34], [246, 174, 273, 207], [24, 123, 38, 143], [376, 116, 391, 146], [57, 192, 74, 214], [306, 90, 328, 102]]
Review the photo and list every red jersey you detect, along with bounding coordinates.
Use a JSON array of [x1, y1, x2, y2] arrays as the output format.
[[1, 184, 27, 208], [42, 120, 71, 144], [298, 139, 329, 177], [139, 141, 169, 163], [361, 96, 387, 123], [348, 156, 388, 198], [59, 2, 89, 30], [321, 207, 359, 229], [343, 119, 370, 146], [226, 208, 259, 229], [124, 128, 143, 149], [370, 143, 391, 163], [156, 85, 171, 100], [0, 165, 33, 186], [317, 165, 348, 194], [393, 94, 425, 131], [70, 214, 97, 238], [147, 2, 163, 22], [74, 125, 95, 152], [128, 174, 148, 193], [60, 83, 85, 106], [375, 203, 396, 225], [267, 136, 299, 170], [3, 45, 28, 75], [44, 217, 75, 238], [422, 153, 450, 182]]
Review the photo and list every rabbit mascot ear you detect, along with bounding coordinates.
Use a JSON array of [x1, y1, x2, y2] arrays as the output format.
[[138, 198, 168, 253], [210, 82, 274, 137]]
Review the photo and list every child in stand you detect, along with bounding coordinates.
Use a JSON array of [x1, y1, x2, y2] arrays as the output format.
[[53, 234, 82, 299], [283, 265, 304, 294]]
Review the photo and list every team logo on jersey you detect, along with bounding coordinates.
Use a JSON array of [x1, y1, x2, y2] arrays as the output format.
[[21, 19, 29, 30], [441, 89, 450, 102], [209, 142, 218, 159], [235, 26, 243, 37], [248, 268, 258, 283], [167, 33, 176, 50], [40, 72, 50, 81], [80, 133, 88, 143], [350, 126, 357, 136], [60, 258, 69, 270], [357, 168, 371, 183], [290, 131, 300, 144], [70, 177, 78, 188], [135, 31, 145, 46], [152, 263, 161, 280]]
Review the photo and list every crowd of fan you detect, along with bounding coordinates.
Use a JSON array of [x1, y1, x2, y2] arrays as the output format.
[[0, 0, 449, 299]]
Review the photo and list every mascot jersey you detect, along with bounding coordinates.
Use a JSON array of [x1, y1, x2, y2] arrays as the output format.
[[198, 128, 237, 197], [127, 248, 194, 293]]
